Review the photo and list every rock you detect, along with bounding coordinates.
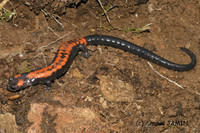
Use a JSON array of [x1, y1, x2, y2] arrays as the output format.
[[0, 113, 20, 133], [97, 75, 136, 102]]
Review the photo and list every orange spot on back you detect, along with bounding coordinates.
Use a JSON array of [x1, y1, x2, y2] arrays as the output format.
[[60, 61, 66, 66], [72, 42, 77, 46], [79, 38, 87, 46], [57, 65, 62, 69], [36, 73, 46, 78], [27, 39, 80, 79], [63, 56, 68, 62], [52, 68, 57, 72], [41, 71, 52, 78], [27, 73, 37, 79]]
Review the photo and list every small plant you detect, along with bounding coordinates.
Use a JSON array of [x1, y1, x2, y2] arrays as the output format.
[[0, 8, 15, 24], [125, 23, 152, 34]]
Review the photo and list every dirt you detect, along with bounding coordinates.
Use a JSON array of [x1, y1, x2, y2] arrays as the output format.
[[0, 0, 200, 132]]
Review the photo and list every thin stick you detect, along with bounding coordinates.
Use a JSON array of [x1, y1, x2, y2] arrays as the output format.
[[147, 62, 185, 89], [51, 15, 64, 28], [0, 0, 9, 10], [41, 9, 60, 37], [97, 0, 111, 24], [48, 27, 60, 37], [41, 9, 64, 28], [32, 52, 47, 66], [38, 33, 70, 49]]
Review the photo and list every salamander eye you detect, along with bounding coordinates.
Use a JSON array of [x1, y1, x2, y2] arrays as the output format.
[[7, 83, 16, 92], [9, 77, 14, 81]]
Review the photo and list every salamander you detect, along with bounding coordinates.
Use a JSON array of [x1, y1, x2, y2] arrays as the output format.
[[7, 35, 196, 92]]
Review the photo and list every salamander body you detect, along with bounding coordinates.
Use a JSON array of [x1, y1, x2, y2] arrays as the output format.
[[7, 35, 196, 92]]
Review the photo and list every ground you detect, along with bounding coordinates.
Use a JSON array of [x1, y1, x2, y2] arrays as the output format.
[[0, 0, 200, 133]]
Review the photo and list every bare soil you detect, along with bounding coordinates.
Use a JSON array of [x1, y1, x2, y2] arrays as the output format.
[[0, 0, 200, 132]]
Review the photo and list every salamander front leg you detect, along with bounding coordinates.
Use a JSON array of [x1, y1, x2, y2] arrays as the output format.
[[43, 80, 52, 90], [79, 45, 90, 58]]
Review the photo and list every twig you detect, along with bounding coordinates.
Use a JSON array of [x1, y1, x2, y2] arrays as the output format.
[[32, 52, 47, 65], [137, 23, 152, 32], [0, 0, 9, 10], [148, 62, 200, 96], [123, 103, 132, 112], [87, 8, 99, 19], [97, 0, 111, 24], [38, 33, 70, 49], [147, 62, 185, 89], [41, 9, 60, 37], [51, 14, 64, 28], [41, 9, 64, 28], [48, 27, 60, 37], [101, 5, 119, 16]]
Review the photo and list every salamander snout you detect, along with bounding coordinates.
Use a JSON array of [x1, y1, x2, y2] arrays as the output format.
[[7, 74, 33, 92], [7, 76, 20, 92]]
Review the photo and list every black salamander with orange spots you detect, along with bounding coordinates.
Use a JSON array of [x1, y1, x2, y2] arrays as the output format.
[[7, 35, 196, 92]]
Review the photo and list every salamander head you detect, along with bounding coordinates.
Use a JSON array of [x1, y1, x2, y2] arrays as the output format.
[[7, 73, 34, 92]]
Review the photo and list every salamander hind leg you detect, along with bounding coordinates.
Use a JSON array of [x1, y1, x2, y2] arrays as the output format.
[[79, 44, 90, 58]]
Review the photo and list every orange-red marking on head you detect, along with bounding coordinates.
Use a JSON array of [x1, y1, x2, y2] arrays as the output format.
[[14, 74, 21, 78], [17, 79, 24, 86]]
